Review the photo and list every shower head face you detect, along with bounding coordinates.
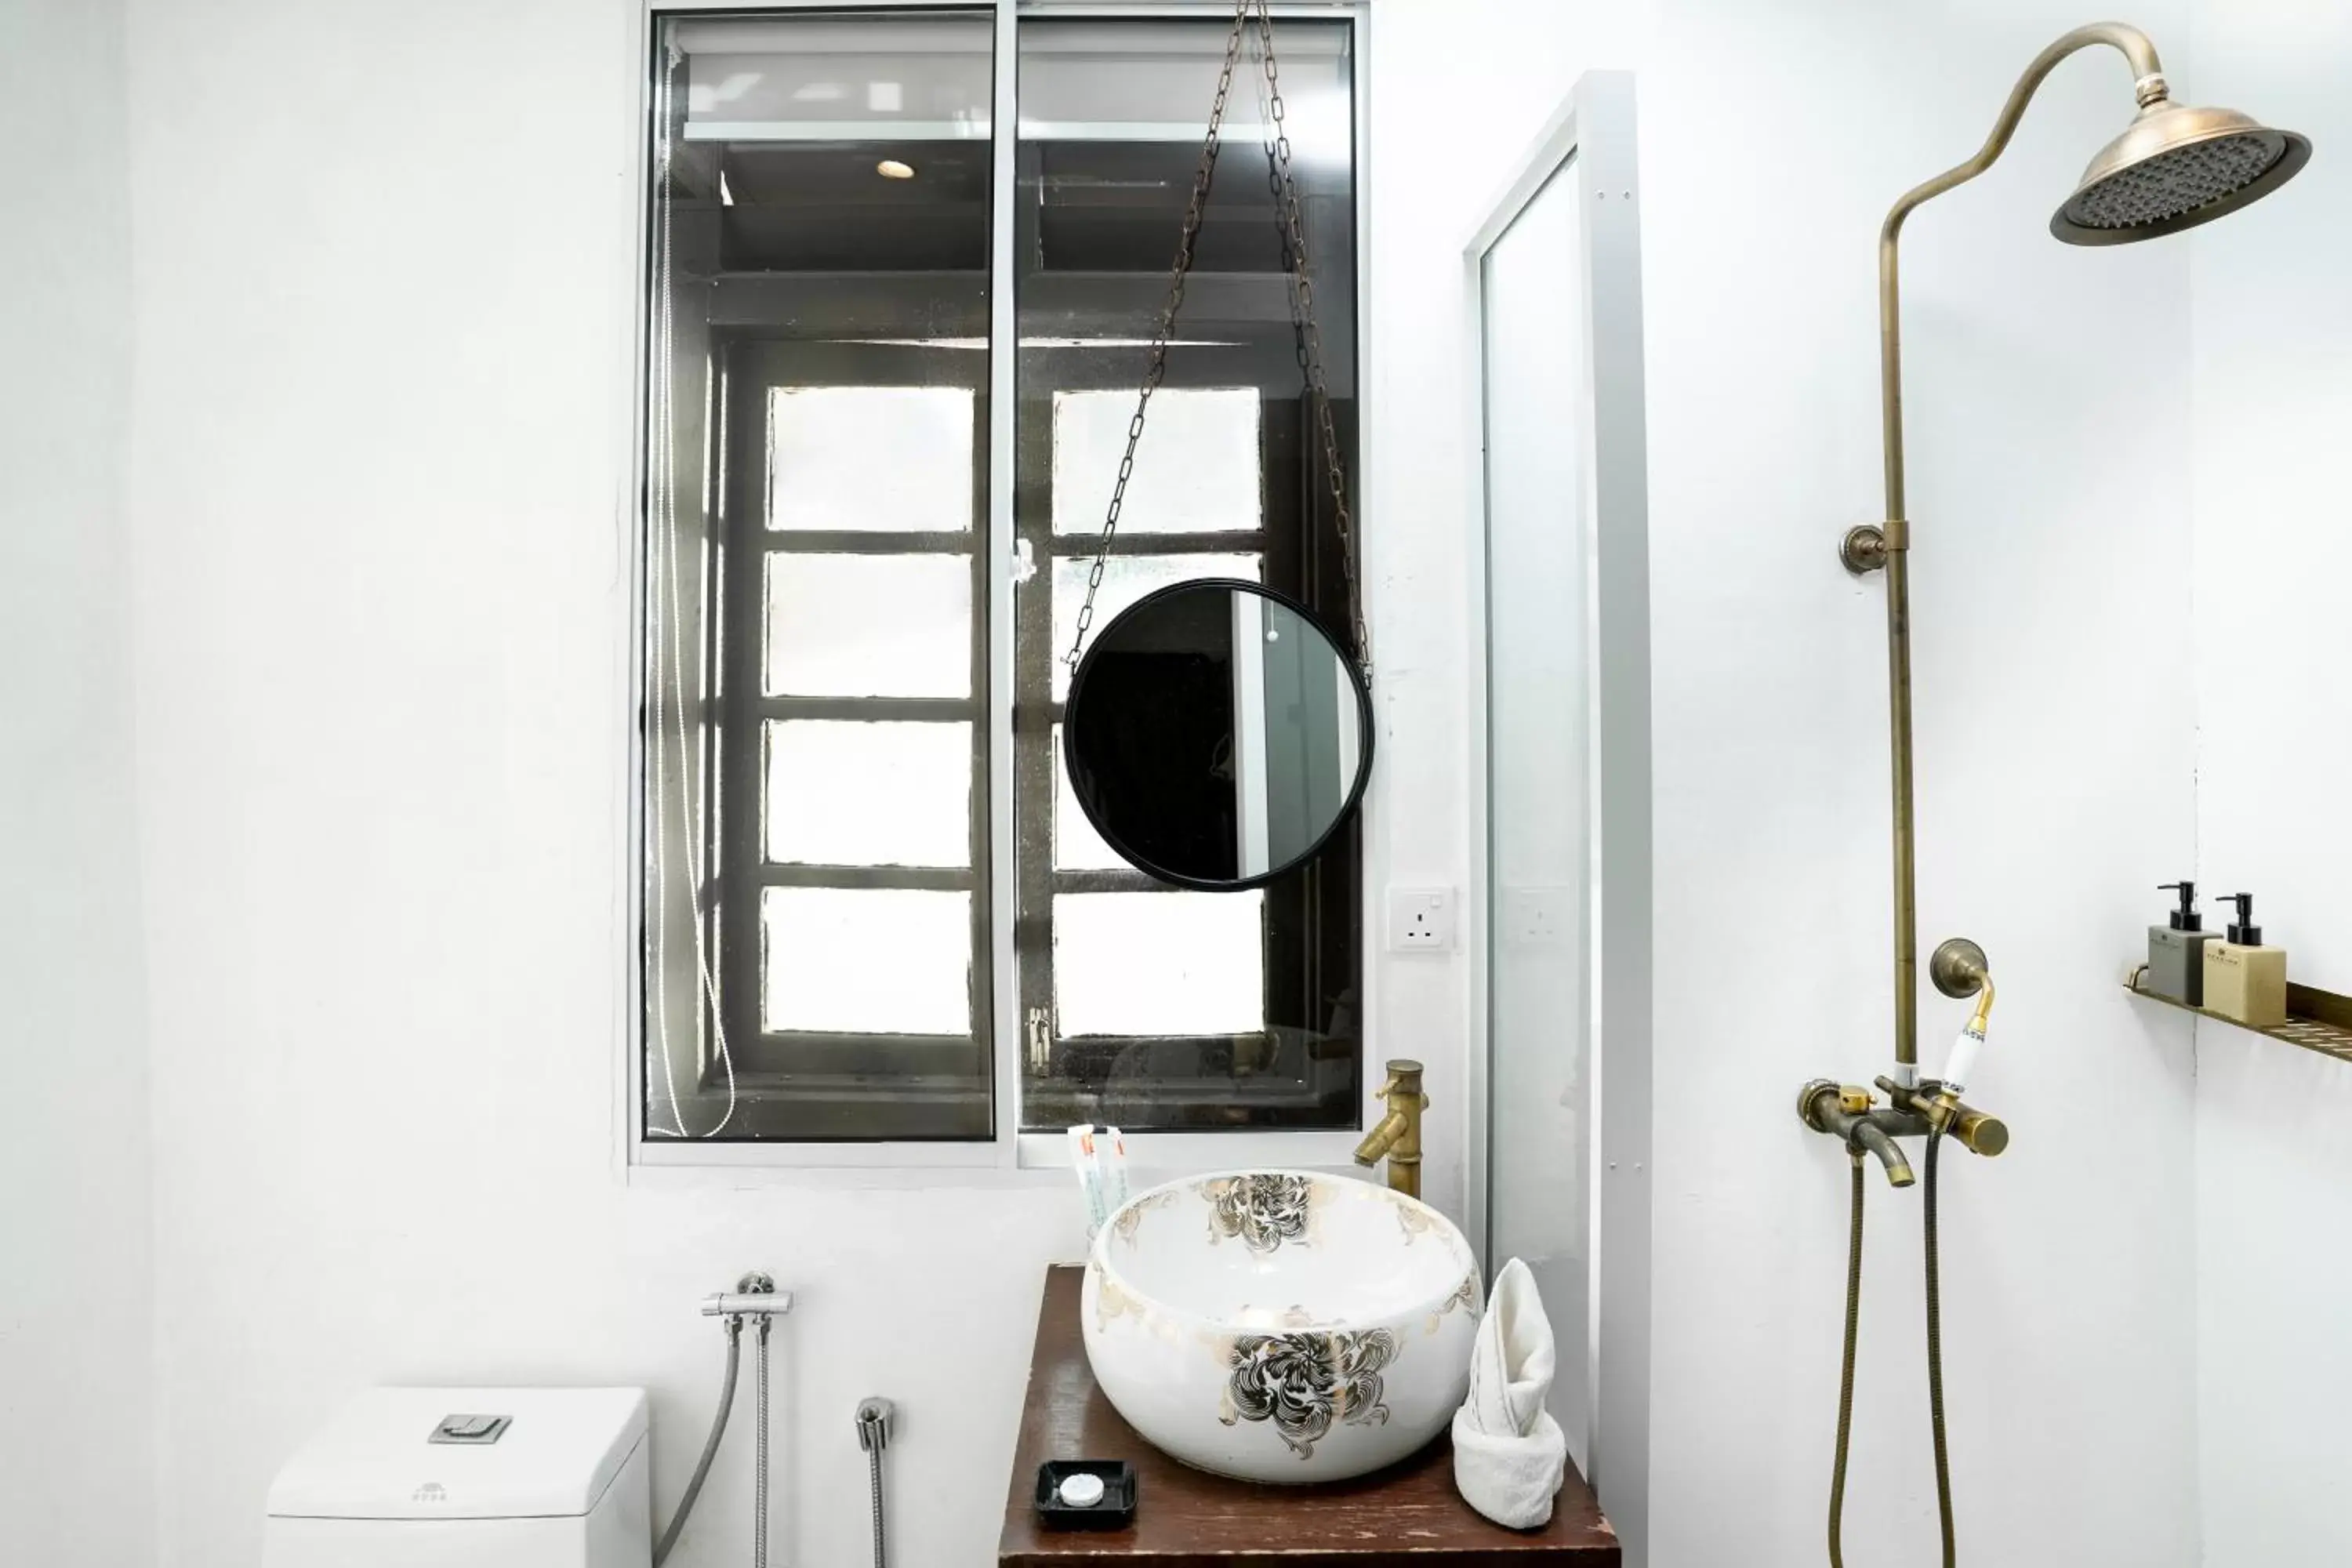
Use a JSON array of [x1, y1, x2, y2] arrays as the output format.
[[2053, 100, 2311, 245]]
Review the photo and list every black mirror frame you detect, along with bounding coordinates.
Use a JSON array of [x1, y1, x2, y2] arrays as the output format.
[[1062, 576, 1376, 893]]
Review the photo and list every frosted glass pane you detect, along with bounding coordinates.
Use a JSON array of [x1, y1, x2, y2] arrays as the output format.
[[768, 387, 975, 532], [1019, 22, 1348, 161], [766, 553, 970, 698], [761, 888, 971, 1033], [1051, 388, 1261, 535], [1480, 158, 1593, 1471], [766, 720, 970, 867], [1051, 552, 1258, 702], [1053, 724, 1121, 871], [1054, 892, 1264, 1036], [681, 16, 994, 134]]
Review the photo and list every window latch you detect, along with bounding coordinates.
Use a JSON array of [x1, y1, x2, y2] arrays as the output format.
[[1011, 538, 1037, 586], [1026, 1007, 1053, 1074]]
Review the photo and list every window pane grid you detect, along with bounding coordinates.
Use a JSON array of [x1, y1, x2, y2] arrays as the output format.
[[764, 718, 972, 867], [768, 385, 976, 535]]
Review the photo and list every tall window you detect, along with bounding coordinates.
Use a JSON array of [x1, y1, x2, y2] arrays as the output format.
[[641, 9, 1361, 1149]]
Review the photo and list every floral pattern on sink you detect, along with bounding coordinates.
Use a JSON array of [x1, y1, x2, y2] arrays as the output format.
[[1203, 1174, 1315, 1254], [1220, 1327, 1397, 1458]]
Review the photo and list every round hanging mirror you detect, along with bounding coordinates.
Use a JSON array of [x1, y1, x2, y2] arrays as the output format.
[[1065, 579, 1373, 891]]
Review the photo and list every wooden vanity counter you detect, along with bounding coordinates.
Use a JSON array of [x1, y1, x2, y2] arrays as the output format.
[[999, 1265, 1619, 1566]]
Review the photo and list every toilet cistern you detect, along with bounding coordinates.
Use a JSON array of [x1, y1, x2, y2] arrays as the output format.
[[263, 1387, 650, 1568]]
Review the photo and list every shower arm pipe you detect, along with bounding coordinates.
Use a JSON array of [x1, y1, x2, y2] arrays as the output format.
[[1860, 23, 2165, 1079]]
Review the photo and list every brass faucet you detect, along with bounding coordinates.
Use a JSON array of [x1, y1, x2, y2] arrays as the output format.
[[1352, 1058, 1427, 1199]]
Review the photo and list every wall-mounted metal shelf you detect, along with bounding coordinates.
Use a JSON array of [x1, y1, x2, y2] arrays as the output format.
[[2125, 974, 2352, 1061]]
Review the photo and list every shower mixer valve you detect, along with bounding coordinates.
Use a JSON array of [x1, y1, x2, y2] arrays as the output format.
[[1797, 936, 2010, 1178]]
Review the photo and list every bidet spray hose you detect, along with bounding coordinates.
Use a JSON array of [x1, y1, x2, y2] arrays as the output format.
[[755, 1319, 772, 1568], [654, 1318, 741, 1567], [856, 1396, 895, 1568]]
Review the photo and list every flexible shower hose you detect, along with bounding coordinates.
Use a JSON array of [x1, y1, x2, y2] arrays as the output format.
[[1828, 1154, 1864, 1568], [654, 1318, 742, 1567], [1826, 1127, 1957, 1568], [1923, 1127, 1955, 1568]]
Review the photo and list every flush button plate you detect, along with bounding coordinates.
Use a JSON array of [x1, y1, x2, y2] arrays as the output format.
[[429, 1414, 510, 1445]]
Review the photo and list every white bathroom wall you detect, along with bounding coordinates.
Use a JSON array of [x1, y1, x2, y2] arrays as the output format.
[[97, 0, 2240, 1563], [0, 4, 157, 1566], [2183, 5, 2352, 1565], [1635, 2, 2204, 1564], [119, 2, 1069, 1563], [113, 2, 1602, 1563]]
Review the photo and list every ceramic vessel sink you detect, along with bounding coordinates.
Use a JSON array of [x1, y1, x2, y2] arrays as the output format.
[[1082, 1171, 1482, 1483]]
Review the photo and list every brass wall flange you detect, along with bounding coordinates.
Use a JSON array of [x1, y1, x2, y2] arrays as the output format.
[[1840, 524, 1889, 574], [1930, 938, 1990, 999]]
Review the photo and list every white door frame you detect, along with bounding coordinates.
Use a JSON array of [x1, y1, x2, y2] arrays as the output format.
[[1461, 70, 1653, 1568]]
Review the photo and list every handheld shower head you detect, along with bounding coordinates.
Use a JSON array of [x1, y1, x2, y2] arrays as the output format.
[[2053, 93, 2310, 244], [1929, 938, 1994, 1097]]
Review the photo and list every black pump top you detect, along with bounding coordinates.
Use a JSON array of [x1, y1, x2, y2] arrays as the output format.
[[2217, 891, 2263, 946], [2159, 880, 2202, 932]]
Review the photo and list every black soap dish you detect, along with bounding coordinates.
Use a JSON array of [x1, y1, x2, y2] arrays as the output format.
[[1033, 1460, 1138, 1530]]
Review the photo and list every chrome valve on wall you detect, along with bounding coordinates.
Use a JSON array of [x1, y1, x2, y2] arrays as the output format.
[[1795, 19, 2309, 1568]]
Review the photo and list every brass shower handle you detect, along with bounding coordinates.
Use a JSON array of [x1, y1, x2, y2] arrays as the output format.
[[1875, 1076, 2009, 1159]]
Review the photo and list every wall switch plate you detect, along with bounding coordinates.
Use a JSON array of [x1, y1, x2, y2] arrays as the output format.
[[1386, 887, 1456, 953]]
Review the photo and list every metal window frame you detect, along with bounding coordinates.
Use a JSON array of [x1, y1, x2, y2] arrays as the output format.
[[626, 0, 1375, 1177], [1460, 71, 1653, 1565]]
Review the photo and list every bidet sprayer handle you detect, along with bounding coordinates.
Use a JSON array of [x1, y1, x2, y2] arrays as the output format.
[[855, 1397, 895, 1454]]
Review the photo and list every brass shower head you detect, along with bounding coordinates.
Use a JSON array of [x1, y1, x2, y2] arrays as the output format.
[[2053, 82, 2310, 245]]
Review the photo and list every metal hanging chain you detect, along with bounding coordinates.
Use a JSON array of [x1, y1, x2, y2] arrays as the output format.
[[1246, 0, 1369, 672], [1058, 4, 1247, 675], [1062, 0, 1368, 677]]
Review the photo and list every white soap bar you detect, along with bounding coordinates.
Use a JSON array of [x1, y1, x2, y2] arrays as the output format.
[[1058, 1472, 1106, 1508]]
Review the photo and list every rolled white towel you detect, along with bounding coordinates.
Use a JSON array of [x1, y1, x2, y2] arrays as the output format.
[[1450, 1258, 1568, 1530]]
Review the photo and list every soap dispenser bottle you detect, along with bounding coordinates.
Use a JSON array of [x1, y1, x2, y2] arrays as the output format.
[[2147, 881, 2220, 1005], [2202, 893, 2288, 1027]]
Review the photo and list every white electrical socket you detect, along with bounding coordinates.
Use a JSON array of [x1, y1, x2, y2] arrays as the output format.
[[1386, 887, 1457, 953], [1504, 887, 1573, 948]]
